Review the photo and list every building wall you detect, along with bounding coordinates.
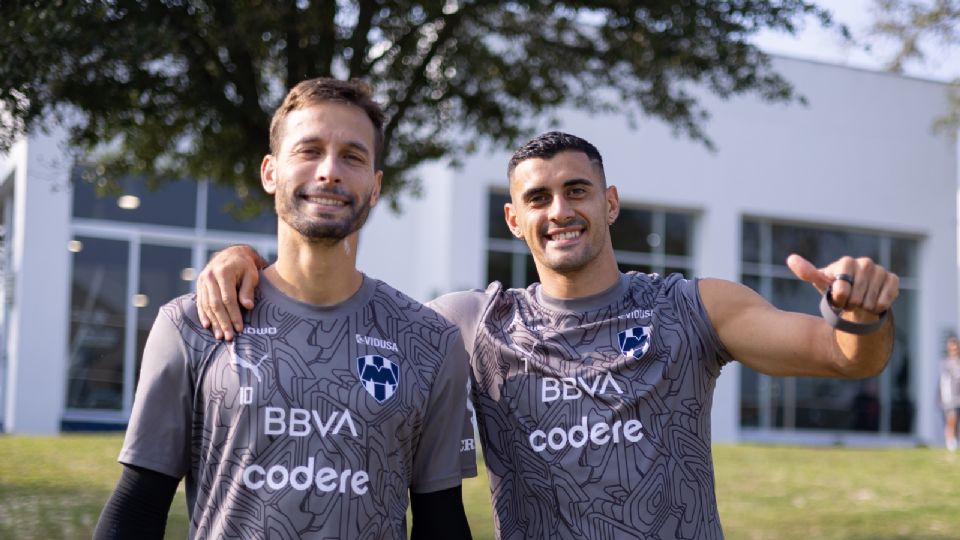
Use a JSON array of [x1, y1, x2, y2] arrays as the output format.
[[0, 125, 73, 434]]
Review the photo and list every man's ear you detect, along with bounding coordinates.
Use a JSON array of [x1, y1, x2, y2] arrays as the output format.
[[606, 185, 620, 225], [370, 169, 383, 207], [261, 155, 278, 195], [504, 202, 523, 239]]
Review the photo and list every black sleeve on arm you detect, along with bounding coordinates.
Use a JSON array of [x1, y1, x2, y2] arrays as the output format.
[[410, 484, 472, 540], [93, 464, 180, 540]]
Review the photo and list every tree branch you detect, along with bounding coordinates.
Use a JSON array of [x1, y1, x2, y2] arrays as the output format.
[[310, 1, 338, 79], [347, 0, 378, 78]]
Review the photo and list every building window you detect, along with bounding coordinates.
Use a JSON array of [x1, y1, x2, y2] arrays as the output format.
[[205, 183, 277, 234], [72, 166, 198, 228], [65, 165, 278, 423], [66, 237, 129, 410], [485, 191, 695, 287], [739, 219, 917, 435]]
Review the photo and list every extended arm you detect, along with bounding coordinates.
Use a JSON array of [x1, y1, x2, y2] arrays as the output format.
[[196, 245, 266, 340], [703, 254, 898, 378], [93, 464, 180, 540], [410, 485, 472, 540]]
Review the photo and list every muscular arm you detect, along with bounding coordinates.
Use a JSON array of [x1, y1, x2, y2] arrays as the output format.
[[410, 485, 472, 540], [701, 254, 898, 378], [93, 464, 180, 540]]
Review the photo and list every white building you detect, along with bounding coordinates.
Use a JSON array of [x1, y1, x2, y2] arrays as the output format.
[[1, 57, 956, 447]]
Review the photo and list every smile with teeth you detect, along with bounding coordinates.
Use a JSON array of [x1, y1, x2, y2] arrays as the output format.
[[547, 230, 582, 241], [304, 196, 347, 206]]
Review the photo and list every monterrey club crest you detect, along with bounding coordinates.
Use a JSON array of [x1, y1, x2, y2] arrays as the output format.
[[356, 355, 400, 403], [618, 326, 652, 359]]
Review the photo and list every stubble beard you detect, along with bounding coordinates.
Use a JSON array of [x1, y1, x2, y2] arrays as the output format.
[[277, 186, 375, 245], [541, 244, 601, 274]]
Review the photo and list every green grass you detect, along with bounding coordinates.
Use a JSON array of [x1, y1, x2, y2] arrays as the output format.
[[1, 435, 958, 539]]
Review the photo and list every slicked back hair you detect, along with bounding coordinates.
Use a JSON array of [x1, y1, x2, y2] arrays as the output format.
[[507, 131, 605, 184], [269, 78, 386, 168]]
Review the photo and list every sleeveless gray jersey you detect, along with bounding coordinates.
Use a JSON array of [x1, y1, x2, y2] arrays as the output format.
[[120, 274, 477, 539], [429, 272, 731, 539]]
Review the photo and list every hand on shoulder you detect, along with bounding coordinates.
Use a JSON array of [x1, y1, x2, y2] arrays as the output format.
[[196, 245, 264, 340]]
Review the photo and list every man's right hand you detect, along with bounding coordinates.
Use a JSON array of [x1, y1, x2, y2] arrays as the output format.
[[196, 245, 265, 340]]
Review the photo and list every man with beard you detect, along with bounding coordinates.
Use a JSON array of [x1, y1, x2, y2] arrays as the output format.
[[94, 78, 475, 540], [196, 131, 898, 539]]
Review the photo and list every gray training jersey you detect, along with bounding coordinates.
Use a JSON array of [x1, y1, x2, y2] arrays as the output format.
[[120, 274, 477, 539], [430, 272, 731, 539]]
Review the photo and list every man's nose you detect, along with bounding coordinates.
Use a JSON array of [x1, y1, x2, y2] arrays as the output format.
[[315, 154, 342, 183], [548, 195, 574, 223]]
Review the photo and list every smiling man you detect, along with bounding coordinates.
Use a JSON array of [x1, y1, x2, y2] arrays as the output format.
[[94, 78, 475, 540], [197, 131, 899, 539]]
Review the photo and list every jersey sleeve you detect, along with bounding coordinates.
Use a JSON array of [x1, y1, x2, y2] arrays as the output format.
[[663, 274, 733, 376], [427, 289, 492, 353], [117, 304, 194, 479], [410, 329, 476, 493]]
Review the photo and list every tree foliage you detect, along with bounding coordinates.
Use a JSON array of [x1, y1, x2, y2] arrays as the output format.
[[872, 0, 960, 132], [2, 1, 832, 211], [872, 0, 959, 70]]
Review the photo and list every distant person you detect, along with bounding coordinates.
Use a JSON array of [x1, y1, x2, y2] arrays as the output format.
[[940, 335, 960, 451], [94, 78, 475, 539], [198, 131, 899, 539]]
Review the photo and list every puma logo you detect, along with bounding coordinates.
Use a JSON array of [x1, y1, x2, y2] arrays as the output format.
[[231, 342, 269, 383]]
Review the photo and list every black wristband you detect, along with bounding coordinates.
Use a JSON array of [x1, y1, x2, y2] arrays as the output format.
[[819, 284, 887, 335]]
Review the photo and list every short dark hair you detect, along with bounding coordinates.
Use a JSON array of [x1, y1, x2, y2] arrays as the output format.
[[270, 77, 386, 168], [507, 131, 605, 182]]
